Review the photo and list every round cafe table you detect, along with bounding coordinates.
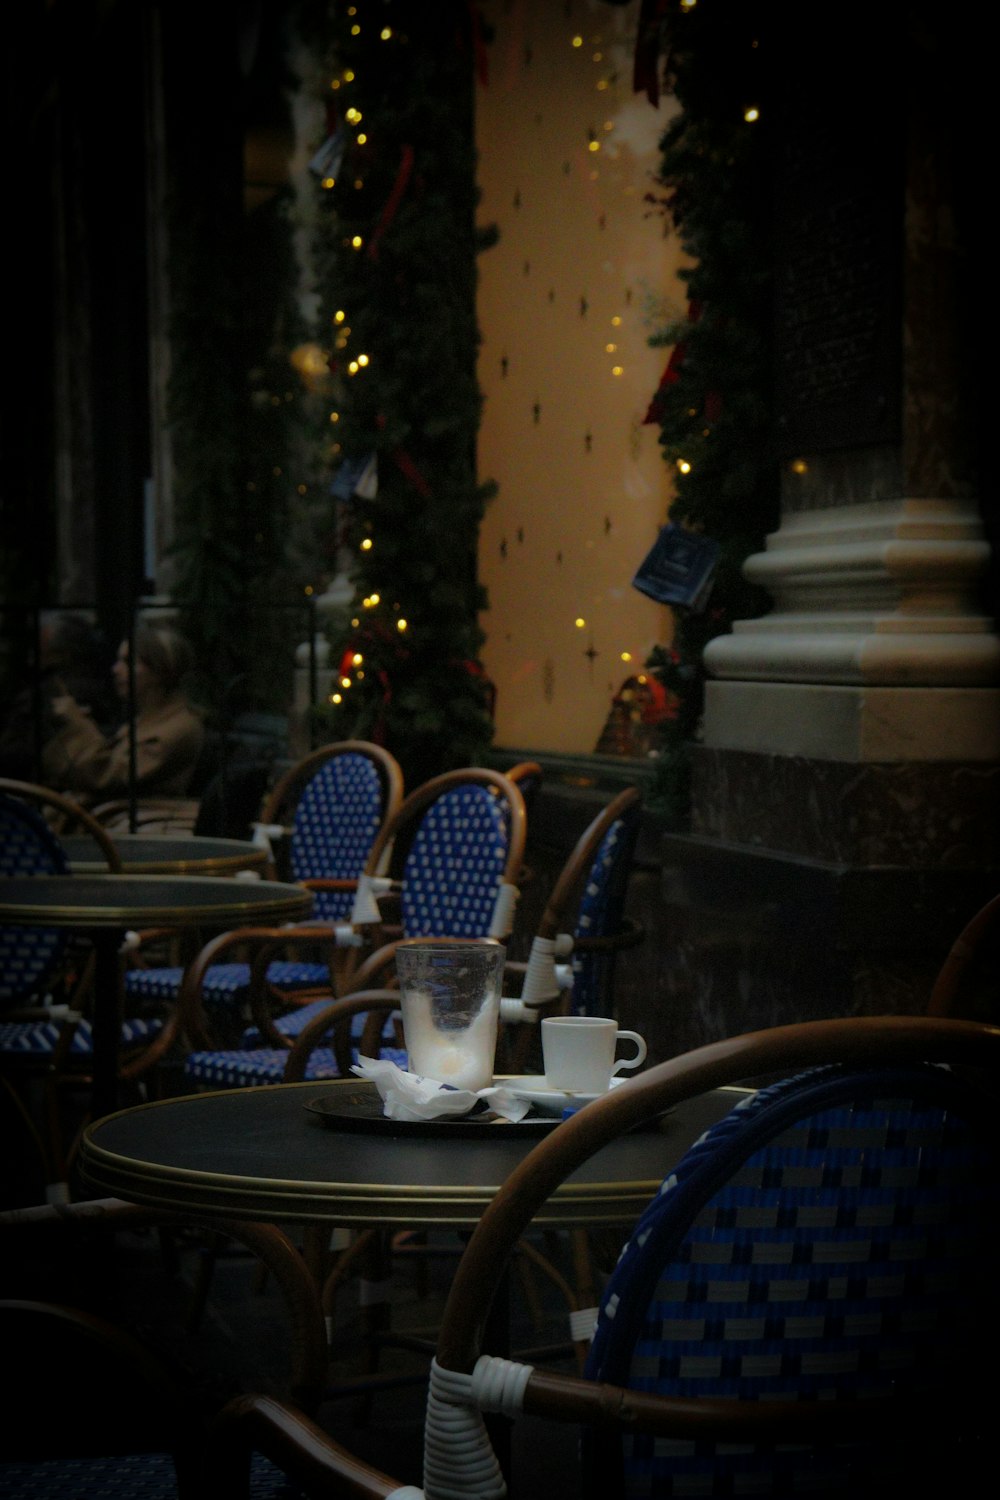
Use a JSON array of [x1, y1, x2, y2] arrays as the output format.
[[0, 874, 312, 1120], [80, 1078, 745, 1230], [62, 833, 268, 877]]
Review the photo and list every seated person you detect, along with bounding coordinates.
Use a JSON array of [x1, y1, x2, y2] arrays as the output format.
[[42, 619, 205, 808], [0, 610, 116, 781]]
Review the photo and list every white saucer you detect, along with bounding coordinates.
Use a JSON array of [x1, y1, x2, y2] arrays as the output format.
[[500, 1075, 628, 1114]]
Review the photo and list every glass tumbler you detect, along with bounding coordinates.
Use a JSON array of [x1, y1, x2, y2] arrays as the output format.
[[395, 938, 505, 1092]]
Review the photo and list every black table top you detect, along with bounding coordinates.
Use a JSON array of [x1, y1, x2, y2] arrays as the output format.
[[0, 874, 312, 928], [80, 1079, 747, 1230], [63, 834, 268, 876]]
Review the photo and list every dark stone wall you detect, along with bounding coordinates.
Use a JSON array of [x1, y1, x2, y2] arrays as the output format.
[[511, 761, 998, 1072]]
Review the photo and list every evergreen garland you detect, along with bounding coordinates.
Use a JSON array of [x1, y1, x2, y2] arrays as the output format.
[[641, 0, 778, 821], [303, 0, 496, 789]]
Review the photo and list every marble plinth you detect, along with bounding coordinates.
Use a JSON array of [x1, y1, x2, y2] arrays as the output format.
[[690, 745, 999, 867]]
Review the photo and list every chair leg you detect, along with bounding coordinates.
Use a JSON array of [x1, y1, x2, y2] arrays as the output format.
[[515, 1235, 591, 1372], [321, 1227, 378, 1343], [354, 1228, 393, 1424]]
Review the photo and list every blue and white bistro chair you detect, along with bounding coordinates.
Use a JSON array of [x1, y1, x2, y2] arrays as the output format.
[[122, 741, 403, 1037], [0, 780, 166, 1192], [499, 785, 644, 1045], [225, 1015, 1000, 1499], [0, 778, 121, 1013], [178, 767, 526, 1089]]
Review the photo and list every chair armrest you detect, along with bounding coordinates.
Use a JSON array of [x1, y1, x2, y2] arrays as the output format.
[[571, 917, 645, 956], [213, 1392, 406, 1499], [282, 990, 403, 1082], [176, 925, 342, 1050]]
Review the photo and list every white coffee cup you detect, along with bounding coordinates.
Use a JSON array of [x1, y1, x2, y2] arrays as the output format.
[[541, 1015, 647, 1095]]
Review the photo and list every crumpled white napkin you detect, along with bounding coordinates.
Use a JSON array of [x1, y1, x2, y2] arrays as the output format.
[[351, 1056, 531, 1123]]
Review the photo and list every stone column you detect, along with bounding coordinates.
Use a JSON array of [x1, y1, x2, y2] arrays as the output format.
[[659, 7, 997, 1046]]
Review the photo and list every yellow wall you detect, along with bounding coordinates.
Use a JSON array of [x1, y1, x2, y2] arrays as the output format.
[[475, 0, 689, 753]]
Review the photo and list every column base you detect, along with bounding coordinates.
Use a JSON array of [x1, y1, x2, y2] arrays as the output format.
[[704, 680, 1000, 763]]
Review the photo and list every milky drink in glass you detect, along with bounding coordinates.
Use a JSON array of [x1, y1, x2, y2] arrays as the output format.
[[396, 939, 505, 1092]]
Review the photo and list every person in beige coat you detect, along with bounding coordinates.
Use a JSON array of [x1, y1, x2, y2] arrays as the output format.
[[42, 619, 205, 805]]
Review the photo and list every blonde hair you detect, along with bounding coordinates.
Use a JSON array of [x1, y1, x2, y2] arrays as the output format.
[[132, 620, 195, 695]]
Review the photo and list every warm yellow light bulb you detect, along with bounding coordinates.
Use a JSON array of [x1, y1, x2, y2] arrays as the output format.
[[351, 235, 363, 249], [744, 106, 760, 123], [397, 618, 408, 632], [334, 310, 346, 323], [381, 26, 392, 40], [791, 458, 808, 475], [329, 412, 339, 424], [344, 69, 355, 81], [352, 652, 363, 666], [345, 107, 362, 124], [331, 693, 342, 704], [588, 140, 600, 153], [322, 176, 335, 190], [677, 459, 692, 474], [360, 537, 372, 550], [611, 315, 622, 327], [340, 676, 352, 689], [621, 651, 632, 663], [348, 361, 359, 375], [357, 353, 369, 366], [575, 617, 586, 629], [356, 133, 367, 145], [304, 584, 314, 596], [612, 365, 624, 377], [572, 35, 583, 48]]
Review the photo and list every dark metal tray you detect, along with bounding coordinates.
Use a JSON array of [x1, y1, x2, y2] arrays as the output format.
[[303, 1080, 558, 1137]]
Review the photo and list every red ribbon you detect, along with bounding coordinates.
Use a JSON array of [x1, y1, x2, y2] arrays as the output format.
[[367, 144, 415, 261], [393, 448, 432, 499]]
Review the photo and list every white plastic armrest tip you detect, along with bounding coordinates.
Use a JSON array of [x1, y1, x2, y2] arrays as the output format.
[[350, 873, 393, 925], [334, 923, 365, 947], [499, 997, 538, 1024], [488, 881, 518, 939], [569, 1305, 598, 1342]]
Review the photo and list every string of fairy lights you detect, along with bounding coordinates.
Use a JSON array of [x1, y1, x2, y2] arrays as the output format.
[[314, 8, 405, 715], [299, 2, 494, 778]]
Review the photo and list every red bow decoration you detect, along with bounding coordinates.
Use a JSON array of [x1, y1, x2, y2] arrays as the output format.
[[633, 0, 670, 107], [643, 300, 721, 426]]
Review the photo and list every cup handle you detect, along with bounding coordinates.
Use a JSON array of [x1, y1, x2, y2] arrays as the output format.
[[611, 1029, 647, 1075]]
